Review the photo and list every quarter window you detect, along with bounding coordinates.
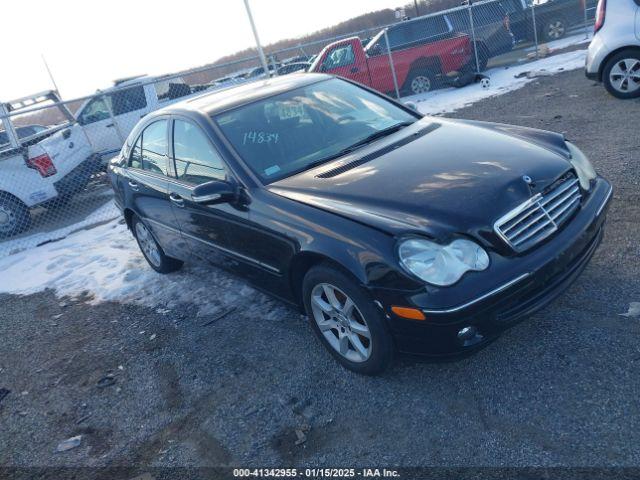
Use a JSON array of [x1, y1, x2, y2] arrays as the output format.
[[154, 78, 192, 102], [111, 86, 147, 116], [173, 120, 226, 184], [129, 120, 168, 175]]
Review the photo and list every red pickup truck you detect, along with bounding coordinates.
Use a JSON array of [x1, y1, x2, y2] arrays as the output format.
[[308, 28, 473, 97]]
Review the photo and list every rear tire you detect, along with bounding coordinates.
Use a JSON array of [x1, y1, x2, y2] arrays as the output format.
[[132, 215, 183, 274], [541, 17, 567, 42], [0, 193, 31, 238], [302, 264, 394, 375], [602, 49, 640, 99], [404, 69, 437, 96]]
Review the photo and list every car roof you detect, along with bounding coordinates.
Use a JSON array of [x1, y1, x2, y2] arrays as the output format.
[[158, 73, 330, 117]]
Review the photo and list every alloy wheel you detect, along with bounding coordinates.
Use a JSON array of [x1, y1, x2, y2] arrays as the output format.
[[310, 283, 372, 363], [609, 59, 640, 94], [0, 204, 17, 234], [411, 75, 431, 94], [135, 221, 162, 267], [546, 21, 565, 40]]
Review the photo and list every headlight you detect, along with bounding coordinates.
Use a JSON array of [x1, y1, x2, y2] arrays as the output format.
[[398, 237, 490, 287], [567, 142, 597, 190]]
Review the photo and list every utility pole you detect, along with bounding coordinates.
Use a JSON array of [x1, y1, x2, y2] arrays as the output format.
[[243, 0, 270, 76], [414, 0, 420, 17], [41, 54, 61, 96]]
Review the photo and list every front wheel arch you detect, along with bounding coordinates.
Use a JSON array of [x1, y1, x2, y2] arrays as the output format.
[[289, 252, 368, 309]]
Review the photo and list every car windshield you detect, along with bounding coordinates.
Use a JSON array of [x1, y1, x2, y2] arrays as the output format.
[[213, 78, 418, 183]]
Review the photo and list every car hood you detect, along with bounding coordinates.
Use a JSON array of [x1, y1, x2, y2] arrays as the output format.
[[268, 117, 574, 243]]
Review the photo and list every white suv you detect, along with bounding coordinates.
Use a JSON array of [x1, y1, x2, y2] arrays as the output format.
[[585, 0, 640, 98]]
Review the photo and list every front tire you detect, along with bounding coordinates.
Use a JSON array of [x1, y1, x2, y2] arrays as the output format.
[[602, 50, 640, 99], [303, 264, 394, 375], [0, 193, 31, 238], [132, 215, 183, 274]]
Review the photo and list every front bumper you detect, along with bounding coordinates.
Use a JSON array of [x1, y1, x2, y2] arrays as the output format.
[[372, 178, 612, 356]]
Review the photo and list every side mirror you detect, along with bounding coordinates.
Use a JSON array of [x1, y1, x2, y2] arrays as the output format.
[[191, 179, 237, 205], [319, 64, 328, 73], [404, 101, 418, 111]]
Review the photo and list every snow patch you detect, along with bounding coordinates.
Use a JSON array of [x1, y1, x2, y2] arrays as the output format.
[[412, 49, 587, 115], [523, 32, 591, 53], [0, 217, 284, 318], [0, 200, 120, 259]]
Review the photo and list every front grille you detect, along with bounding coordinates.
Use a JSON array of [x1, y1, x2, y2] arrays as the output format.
[[494, 175, 582, 252]]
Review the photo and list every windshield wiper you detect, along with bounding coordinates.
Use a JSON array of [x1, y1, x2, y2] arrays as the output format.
[[345, 121, 415, 151], [305, 121, 415, 171]]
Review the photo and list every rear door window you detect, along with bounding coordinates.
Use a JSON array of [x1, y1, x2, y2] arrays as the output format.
[[129, 120, 168, 175], [111, 86, 147, 116], [387, 16, 450, 49]]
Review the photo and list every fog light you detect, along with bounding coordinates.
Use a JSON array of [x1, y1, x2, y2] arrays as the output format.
[[457, 326, 483, 347]]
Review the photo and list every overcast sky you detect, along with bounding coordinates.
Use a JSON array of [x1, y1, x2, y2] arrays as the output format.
[[1, 0, 404, 101]]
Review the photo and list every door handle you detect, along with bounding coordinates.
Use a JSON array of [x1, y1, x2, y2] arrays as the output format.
[[351, 67, 359, 73], [106, 123, 115, 128], [128, 180, 139, 191], [169, 193, 185, 207]]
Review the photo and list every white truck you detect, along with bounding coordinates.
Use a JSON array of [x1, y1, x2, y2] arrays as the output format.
[[75, 74, 207, 163], [0, 91, 98, 238]]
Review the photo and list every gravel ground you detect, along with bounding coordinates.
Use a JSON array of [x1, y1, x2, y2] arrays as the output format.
[[1, 69, 639, 472]]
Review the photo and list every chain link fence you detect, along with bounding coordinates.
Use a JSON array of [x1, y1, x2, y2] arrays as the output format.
[[0, 0, 595, 257]]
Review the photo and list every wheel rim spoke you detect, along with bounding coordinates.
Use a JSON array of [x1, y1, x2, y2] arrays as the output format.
[[310, 282, 373, 363], [349, 321, 371, 339], [342, 297, 355, 317], [349, 333, 369, 360], [318, 319, 337, 332], [339, 334, 350, 355], [322, 285, 341, 310], [312, 294, 334, 314]]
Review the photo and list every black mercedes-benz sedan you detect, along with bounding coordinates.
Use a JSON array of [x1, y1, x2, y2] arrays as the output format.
[[108, 73, 612, 375]]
